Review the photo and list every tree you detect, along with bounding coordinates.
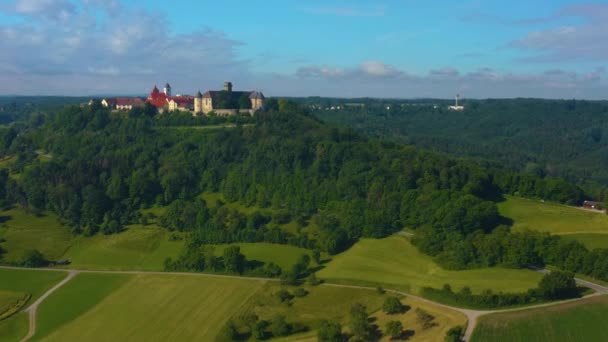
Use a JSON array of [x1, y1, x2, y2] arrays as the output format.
[[317, 320, 342, 342], [223, 246, 245, 274], [538, 271, 578, 300], [383, 296, 405, 314], [349, 303, 371, 341], [20, 249, 47, 267], [271, 315, 291, 337], [385, 320, 403, 340], [445, 326, 464, 342], [312, 249, 322, 264], [217, 319, 238, 342]]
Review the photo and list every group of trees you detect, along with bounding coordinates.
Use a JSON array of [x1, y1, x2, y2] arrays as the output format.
[[313, 98, 608, 196], [422, 271, 579, 309], [2, 98, 608, 293]]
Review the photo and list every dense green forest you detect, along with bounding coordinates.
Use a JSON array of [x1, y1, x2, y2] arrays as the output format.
[[0, 99, 607, 284], [310, 98, 608, 196]]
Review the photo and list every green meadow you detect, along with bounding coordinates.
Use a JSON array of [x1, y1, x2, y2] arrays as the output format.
[[0, 268, 67, 342], [0, 209, 73, 263], [0, 268, 66, 302], [318, 235, 542, 295], [498, 196, 608, 249], [38, 274, 266, 342], [471, 295, 608, 342], [228, 282, 466, 341], [0, 312, 28, 342]]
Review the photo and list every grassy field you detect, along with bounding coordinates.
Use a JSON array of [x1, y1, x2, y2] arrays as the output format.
[[318, 235, 542, 295], [0, 269, 67, 342], [0, 268, 66, 302], [38, 274, 266, 342], [0, 209, 73, 263], [63, 225, 185, 271], [498, 196, 608, 248], [235, 282, 466, 341], [34, 273, 131, 340], [213, 243, 315, 270], [471, 295, 608, 342], [0, 291, 25, 315], [0, 312, 28, 342]]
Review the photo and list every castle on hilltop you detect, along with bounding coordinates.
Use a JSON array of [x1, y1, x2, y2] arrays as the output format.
[[101, 81, 265, 116]]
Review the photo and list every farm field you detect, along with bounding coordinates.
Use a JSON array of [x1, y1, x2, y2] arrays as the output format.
[[471, 295, 608, 342], [0, 312, 28, 342], [37, 273, 266, 342], [0, 269, 67, 342], [498, 196, 608, 249], [0, 268, 66, 302], [318, 235, 543, 295]]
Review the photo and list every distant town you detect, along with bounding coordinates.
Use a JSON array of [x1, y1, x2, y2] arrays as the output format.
[[98, 82, 265, 116]]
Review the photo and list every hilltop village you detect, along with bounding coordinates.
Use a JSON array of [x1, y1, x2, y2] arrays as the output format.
[[100, 82, 265, 116]]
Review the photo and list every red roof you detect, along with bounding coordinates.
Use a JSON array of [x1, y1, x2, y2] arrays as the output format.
[[116, 98, 144, 107], [171, 96, 194, 108], [147, 85, 168, 107]]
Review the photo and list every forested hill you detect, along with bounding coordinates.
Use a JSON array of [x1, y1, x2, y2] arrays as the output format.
[[311, 98, 608, 195], [6, 101, 608, 281]]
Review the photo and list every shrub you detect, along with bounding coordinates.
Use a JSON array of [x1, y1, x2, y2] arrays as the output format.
[[276, 289, 293, 303], [271, 315, 291, 337], [385, 320, 404, 340], [317, 320, 342, 342], [538, 271, 578, 300], [20, 249, 48, 268], [445, 326, 464, 342], [307, 273, 322, 285], [415, 308, 436, 330], [383, 296, 405, 314]]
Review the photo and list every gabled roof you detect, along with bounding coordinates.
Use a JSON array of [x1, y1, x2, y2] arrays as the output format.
[[170, 96, 194, 108], [116, 98, 144, 106]]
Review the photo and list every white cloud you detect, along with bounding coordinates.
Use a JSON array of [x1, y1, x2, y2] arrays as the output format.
[[510, 4, 608, 62], [0, 0, 249, 95], [13, 0, 75, 21]]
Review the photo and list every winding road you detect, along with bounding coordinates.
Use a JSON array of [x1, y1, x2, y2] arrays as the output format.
[[2, 263, 607, 342]]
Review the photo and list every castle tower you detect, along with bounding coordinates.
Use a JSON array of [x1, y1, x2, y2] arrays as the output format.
[[224, 82, 232, 92], [164, 82, 172, 98], [194, 90, 203, 114]]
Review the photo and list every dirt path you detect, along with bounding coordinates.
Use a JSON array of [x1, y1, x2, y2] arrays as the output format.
[[19, 270, 78, 342], [2, 265, 607, 342]]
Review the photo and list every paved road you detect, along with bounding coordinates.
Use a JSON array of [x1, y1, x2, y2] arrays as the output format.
[[2, 264, 607, 342]]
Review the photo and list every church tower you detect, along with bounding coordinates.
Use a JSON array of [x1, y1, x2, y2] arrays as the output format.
[[194, 90, 203, 114], [164, 82, 172, 98]]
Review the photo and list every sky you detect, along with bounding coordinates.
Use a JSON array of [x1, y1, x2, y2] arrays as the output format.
[[0, 0, 607, 99]]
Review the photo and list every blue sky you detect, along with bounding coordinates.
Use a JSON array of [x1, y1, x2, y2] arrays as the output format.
[[0, 0, 607, 98]]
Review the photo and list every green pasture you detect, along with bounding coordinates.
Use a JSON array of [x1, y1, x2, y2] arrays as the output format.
[[0, 268, 66, 302], [0, 209, 73, 263], [236, 282, 466, 341], [471, 295, 608, 342], [63, 225, 185, 271], [213, 243, 316, 270], [34, 273, 131, 340], [0, 312, 28, 342], [0, 268, 67, 342], [498, 196, 608, 249], [318, 235, 543, 295], [39, 274, 266, 342]]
